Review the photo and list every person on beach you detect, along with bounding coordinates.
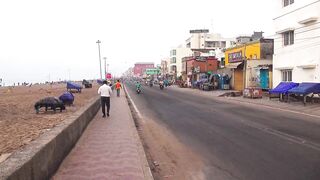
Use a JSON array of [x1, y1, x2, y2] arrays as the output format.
[[98, 80, 112, 118]]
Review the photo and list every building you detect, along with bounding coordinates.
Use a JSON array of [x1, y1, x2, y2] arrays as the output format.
[[185, 29, 236, 79], [225, 38, 274, 91], [133, 62, 154, 77], [160, 59, 169, 77], [236, 32, 264, 45], [273, 0, 320, 87], [186, 29, 235, 54], [123, 67, 134, 77], [169, 46, 192, 80], [182, 56, 218, 86]]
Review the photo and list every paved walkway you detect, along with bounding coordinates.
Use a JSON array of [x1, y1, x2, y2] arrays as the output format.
[[168, 86, 320, 117], [53, 89, 152, 180]]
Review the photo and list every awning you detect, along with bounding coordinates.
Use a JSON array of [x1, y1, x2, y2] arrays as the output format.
[[225, 62, 243, 69], [297, 64, 317, 69], [276, 27, 295, 34], [274, 66, 294, 70], [299, 17, 318, 24]]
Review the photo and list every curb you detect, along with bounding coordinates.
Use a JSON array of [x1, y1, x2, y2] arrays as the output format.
[[123, 85, 154, 180], [170, 87, 320, 119], [223, 97, 320, 119], [0, 97, 100, 180]]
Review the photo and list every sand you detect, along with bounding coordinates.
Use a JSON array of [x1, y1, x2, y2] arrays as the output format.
[[0, 83, 99, 160]]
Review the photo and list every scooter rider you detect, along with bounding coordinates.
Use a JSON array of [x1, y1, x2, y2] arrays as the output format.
[[149, 80, 153, 87], [159, 80, 164, 90], [164, 79, 169, 87], [136, 81, 142, 93]]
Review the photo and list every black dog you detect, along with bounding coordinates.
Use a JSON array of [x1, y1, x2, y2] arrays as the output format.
[[34, 97, 66, 114]]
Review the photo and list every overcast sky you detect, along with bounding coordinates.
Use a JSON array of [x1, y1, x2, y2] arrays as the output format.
[[0, 0, 277, 85]]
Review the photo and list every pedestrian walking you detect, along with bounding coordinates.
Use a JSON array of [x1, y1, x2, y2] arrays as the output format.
[[115, 80, 122, 97], [98, 80, 112, 118]]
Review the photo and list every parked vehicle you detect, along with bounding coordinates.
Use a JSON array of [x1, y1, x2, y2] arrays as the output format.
[[67, 82, 82, 93], [82, 79, 92, 88]]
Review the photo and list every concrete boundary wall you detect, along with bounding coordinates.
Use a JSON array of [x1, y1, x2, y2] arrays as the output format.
[[0, 97, 100, 180]]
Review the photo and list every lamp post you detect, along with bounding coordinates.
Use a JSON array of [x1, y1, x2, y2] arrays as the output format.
[[107, 64, 109, 75], [103, 57, 107, 79], [96, 40, 102, 79]]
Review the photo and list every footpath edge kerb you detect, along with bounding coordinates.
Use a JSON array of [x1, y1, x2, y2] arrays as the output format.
[[123, 84, 154, 180]]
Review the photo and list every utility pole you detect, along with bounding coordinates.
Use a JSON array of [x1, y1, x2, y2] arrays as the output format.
[[96, 40, 102, 79], [104, 57, 107, 79]]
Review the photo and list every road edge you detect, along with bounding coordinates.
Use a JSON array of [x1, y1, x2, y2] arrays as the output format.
[[169, 87, 320, 119], [123, 84, 154, 180]]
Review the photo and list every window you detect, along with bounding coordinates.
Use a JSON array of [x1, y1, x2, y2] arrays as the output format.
[[170, 57, 176, 64], [219, 58, 225, 68], [283, 31, 294, 46], [281, 70, 292, 81], [283, 0, 294, 7], [170, 50, 176, 56]]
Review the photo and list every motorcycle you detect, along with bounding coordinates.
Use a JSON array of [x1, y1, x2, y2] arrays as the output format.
[[136, 88, 141, 94], [159, 82, 164, 90]]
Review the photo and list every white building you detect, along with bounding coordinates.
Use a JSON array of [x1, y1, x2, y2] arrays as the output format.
[[273, 0, 320, 87], [169, 45, 192, 78], [185, 29, 235, 55]]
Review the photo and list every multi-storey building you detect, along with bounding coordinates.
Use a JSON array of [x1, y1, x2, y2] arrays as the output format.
[[273, 0, 320, 86], [169, 46, 192, 80], [160, 59, 169, 77], [170, 29, 235, 81], [133, 62, 154, 77], [185, 29, 235, 54]]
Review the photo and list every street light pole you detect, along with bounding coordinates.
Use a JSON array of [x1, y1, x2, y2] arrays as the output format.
[[96, 40, 102, 79], [103, 57, 107, 79]]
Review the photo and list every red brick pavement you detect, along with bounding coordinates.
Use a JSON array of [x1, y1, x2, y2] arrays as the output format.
[[53, 89, 152, 180]]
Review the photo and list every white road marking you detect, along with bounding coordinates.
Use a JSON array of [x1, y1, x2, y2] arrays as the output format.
[[123, 85, 145, 123]]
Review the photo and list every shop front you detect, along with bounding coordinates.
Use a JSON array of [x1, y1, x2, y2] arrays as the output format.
[[183, 56, 218, 88], [225, 39, 274, 91]]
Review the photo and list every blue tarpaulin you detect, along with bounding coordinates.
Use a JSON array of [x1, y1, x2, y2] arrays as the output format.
[[269, 82, 299, 94], [67, 82, 82, 92], [59, 92, 74, 105], [97, 79, 103, 85], [288, 82, 320, 95]]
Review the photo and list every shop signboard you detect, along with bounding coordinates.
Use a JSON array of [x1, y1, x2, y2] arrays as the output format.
[[190, 29, 209, 33], [145, 68, 160, 75], [228, 51, 243, 63]]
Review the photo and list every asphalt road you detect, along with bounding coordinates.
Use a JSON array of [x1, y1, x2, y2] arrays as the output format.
[[125, 82, 320, 180]]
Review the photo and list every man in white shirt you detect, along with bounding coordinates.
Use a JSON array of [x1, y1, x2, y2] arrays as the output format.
[[98, 80, 113, 118]]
